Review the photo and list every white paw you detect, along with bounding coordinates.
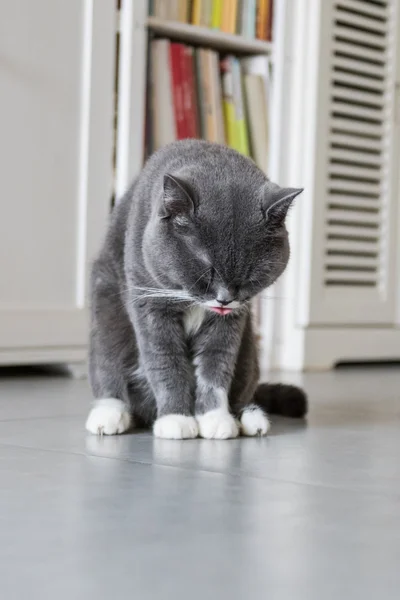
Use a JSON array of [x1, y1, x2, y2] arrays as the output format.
[[196, 409, 239, 440], [240, 405, 270, 436], [85, 398, 132, 435], [153, 414, 199, 440]]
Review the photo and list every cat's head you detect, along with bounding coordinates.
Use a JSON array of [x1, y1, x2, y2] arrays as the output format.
[[144, 164, 303, 315]]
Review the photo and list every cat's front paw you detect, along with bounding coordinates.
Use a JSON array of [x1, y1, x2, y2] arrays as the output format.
[[153, 414, 199, 439], [196, 409, 239, 440], [85, 398, 132, 435], [240, 405, 270, 436]]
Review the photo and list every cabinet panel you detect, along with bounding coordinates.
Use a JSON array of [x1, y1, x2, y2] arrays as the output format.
[[0, 0, 115, 351]]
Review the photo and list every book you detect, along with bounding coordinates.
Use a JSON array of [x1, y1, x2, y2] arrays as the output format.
[[195, 50, 206, 137], [241, 54, 271, 113], [244, 74, 269, 171], [201, 0, 213, 26], [220, 58, 236, 149], [229, 0, 239, 34], [151, 40, 176, 149], [221, 0, 232, 33], [267, 0, 273, 40], [168, 0, 180, 20], [236, 0, 243, 34], [191, 0, 202, 25], [181, 46, 200, 138], [154, 0, 169, 19], [247, 0, 257, 37], [242, 55, 270, 169], [170, 44, 186, 139], [178, 0, 190, 22], [197, 49, 212, 139], [197, 49, 225, 143], [231, 58, 250, 155], [240, 0, 257, 37], [256, 0, 270, 40], [211, 0, 222, 28], [209, 50, 226, 143]]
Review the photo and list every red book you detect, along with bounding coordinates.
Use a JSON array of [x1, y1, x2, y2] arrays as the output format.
[[169, 43, 186, 139], [181, 46, 199, 138]]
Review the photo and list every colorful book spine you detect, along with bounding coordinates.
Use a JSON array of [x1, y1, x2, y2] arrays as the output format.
[[178, 0, 190, 22], [247, 0, 257, 38], [211, 0, 222, 28], [210, 51, 226, 143], [220, 58, 237, 149], [181, 46, 200, 138], [195, 49, 206, 138], [170, 44, 186, 139], [191, 0, 202, 25], [229, 0, 239, 34], [151, 40, 176, 149], [232, 58, 250, 155], [256, 0, 269, 40], [154, 0, 169, 19], [201, 0, 213, 26], [221, 0, 232, 33], [267, 0, 274, 40]]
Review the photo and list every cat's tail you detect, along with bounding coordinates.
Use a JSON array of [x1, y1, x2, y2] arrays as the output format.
[[253, 383, 308, 418]]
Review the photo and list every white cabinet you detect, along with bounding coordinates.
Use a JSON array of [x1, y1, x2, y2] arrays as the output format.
[[261, 0, 400, 370], [0, 0, 115, 365]]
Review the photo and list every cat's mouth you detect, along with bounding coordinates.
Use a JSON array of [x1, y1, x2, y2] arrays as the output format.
[[208, 306, 233, 316]]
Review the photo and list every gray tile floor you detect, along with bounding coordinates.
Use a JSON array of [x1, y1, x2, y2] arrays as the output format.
[[1, 367, 400, 599]]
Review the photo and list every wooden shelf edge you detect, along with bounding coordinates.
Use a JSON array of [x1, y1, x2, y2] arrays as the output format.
[[147, 17, 272, 55]]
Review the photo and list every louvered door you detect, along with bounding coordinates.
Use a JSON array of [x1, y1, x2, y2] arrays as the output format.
[[306, 0, 400, 325]]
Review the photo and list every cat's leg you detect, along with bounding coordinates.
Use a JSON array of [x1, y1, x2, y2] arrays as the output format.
[[85, 271, 134, 436], [230, 314, 307, 434], [128, 302, 198, 439], [229, 314, 271, 437], [192, 314, 249, 440]]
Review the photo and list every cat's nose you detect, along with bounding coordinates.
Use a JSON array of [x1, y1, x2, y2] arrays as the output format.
[[216, 288, 238, 306], [217, 298, 232, 306]]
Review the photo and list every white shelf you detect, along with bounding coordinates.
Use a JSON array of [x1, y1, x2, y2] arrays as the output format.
[[147, 17, 272, 55]]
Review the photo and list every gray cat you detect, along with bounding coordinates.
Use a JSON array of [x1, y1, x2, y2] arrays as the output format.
[[86, 140, 307, 439]]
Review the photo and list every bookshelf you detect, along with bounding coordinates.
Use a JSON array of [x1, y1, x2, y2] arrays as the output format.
[[115, 0, 281, 200], [115, 0, 283, 366]]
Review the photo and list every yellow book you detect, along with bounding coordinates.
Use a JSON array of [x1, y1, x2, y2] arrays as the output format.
[[191, 0, 202, 25], [211, 0, 222, 28], [232, 58, 250, 155]]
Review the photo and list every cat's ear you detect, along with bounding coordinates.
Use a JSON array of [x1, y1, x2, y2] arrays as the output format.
[[262, 184, 304, 225], [160, 173, 195, 221]]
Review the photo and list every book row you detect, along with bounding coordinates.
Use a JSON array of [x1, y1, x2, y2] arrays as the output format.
[[150, 0, 274, 40], [146, 39, 271, 173]]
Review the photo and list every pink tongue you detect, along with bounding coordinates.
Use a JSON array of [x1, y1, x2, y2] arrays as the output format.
[[209, 307, 232, 316]]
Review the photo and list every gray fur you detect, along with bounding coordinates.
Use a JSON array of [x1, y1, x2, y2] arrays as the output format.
[[89, 140, 307, 427]]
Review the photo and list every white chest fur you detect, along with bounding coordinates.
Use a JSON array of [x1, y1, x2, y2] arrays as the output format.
[[183, 305, 206, 336]]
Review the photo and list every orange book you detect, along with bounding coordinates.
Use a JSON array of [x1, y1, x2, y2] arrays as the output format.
[[221, 0, 232, 33], [229, 0, 239, 34], [256, 0, 270, 40]]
